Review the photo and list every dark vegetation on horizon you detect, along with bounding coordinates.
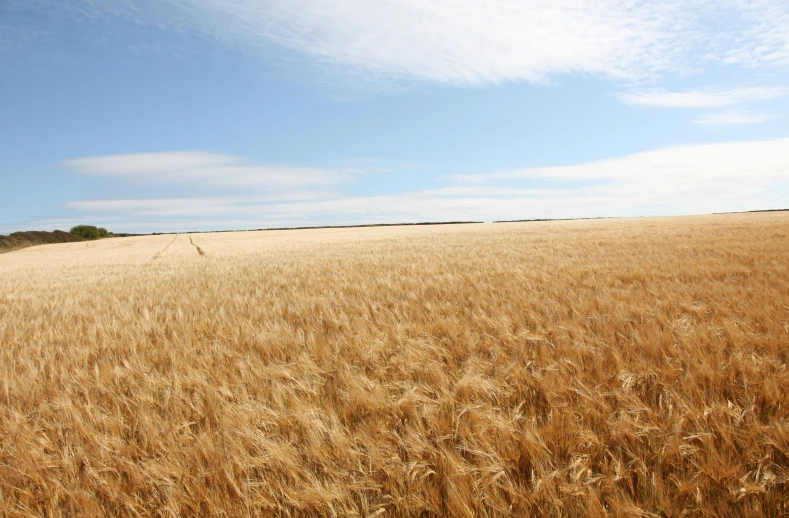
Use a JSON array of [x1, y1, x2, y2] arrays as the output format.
[[493, 216, 612, 223], [714, 208, 789, 214], [494, 208, 788, 224], [0, 226, 135, 254], [0, 230, 85, 254], [68, 225, 110, 240], [180, 220, 483, 235]]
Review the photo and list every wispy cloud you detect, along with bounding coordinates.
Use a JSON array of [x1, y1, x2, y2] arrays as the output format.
[[64, 193, 331, 217], [25, 0, 788, 87], [55, 139, 789, 232], [619, 86, 789, 108], [719, 0, 789, 68], [692, 110, 778, 126], [62, 151, 353, 191]]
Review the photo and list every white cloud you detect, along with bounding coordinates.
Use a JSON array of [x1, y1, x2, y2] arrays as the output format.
[[692, 110, 777, 126], [62, 0, 789, 86], [62, 151, 351, 190], [57, 139, 789, 232], [454, 139, 789, 184], [619, 86, 789, 108]]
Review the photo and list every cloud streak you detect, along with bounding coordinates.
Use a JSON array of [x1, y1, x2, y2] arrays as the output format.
[[63, 151, 352, 191], [692, 110, 778, 126], [619, 86, 789, 108]]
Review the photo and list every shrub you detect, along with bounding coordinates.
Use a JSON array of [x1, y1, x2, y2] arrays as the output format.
[[69, 225, 109, 240]]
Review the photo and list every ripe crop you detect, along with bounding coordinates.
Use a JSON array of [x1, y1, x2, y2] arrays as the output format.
[[1, 214, 787, 516]]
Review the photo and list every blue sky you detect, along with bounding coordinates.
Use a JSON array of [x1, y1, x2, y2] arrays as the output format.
[[1, 0, 788, 233]]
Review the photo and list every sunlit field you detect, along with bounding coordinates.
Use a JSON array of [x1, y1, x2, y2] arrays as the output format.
[[1, 213, 788, 516]]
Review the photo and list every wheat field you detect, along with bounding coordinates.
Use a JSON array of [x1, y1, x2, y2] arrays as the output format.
[[1, 213, 788, 517]]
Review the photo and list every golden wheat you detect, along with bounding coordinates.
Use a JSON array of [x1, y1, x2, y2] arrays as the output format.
[[1, 213, 788, 516]]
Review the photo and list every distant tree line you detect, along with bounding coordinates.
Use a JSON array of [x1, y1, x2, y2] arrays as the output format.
[[69, 225, 109, 240], [1, 226, 118, 254]]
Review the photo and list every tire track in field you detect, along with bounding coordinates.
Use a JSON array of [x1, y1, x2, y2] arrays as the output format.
[[152, 234, 178, 261], [187, 235, 206, 257]]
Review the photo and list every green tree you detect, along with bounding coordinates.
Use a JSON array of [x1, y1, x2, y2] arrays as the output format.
[[69, 225, 109, 240]]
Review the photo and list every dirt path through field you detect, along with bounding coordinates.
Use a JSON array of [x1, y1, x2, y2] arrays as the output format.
[[187, 234, 205, 256], [151, 234, 178, 261]]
